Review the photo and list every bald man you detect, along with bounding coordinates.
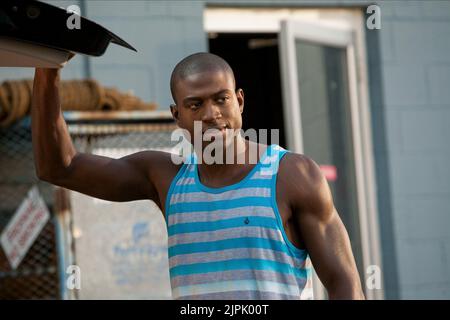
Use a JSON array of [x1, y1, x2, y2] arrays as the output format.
[[32, 52, 364, 300]]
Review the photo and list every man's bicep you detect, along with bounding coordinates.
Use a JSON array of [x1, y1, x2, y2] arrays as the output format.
[[299, 206, 361, 293], [287, 154, 363, 298], [53, 151, 159, 203]]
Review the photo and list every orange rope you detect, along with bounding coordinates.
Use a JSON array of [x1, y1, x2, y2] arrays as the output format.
[[0, 79, 157, 127]]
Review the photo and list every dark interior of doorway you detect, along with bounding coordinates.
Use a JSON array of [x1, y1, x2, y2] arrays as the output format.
[[208, 33, 286, 148]]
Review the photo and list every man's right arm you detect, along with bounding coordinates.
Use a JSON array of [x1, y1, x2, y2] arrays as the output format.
[[31, 68, 168, 205]]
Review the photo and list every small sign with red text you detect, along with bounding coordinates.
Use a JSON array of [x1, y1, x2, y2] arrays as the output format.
[[319, 165, 338, 182], [1, 186, 50, 269]]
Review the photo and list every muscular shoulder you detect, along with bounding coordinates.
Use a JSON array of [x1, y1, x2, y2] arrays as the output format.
[[278, 152, 334, 220], [140, 150, 182, 174], [122, 150, 182, 182], [124, 150, 183, 208]]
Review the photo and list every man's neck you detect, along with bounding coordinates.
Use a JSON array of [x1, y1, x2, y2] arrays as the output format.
[[196, 138, 266, 187]]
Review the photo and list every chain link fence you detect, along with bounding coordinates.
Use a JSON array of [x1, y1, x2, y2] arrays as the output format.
[[0, 122, 59, 299], [0, 112, 177, 299]]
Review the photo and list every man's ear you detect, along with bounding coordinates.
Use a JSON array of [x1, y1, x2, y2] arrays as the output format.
[[236, 88, 244, 114], [170, 104, 180, 124]]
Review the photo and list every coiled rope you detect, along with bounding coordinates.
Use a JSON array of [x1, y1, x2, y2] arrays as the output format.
[[0, 79, 157, 127]]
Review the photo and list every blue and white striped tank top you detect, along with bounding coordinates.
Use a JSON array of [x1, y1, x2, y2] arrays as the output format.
[[165, 144, 313, 300]]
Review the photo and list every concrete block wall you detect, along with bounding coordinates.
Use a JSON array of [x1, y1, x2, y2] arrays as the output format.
[[379, 0, 450, 299], [84, 0, 207, 109]]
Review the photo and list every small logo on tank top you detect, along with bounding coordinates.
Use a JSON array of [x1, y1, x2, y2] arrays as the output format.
[[244, 217, 250, 225]]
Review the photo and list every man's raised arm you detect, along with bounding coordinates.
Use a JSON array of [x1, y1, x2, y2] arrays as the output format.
[[31, 68, 168, 205]]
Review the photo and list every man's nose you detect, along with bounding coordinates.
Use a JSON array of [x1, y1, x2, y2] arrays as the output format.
[[201, 101, 221, 122]]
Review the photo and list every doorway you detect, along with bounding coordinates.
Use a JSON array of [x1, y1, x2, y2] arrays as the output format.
[[208, 33, 286, 147]]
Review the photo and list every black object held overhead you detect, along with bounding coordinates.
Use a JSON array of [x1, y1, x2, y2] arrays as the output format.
[[0, 0, 137, 56]]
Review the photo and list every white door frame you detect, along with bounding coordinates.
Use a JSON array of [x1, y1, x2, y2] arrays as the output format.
[[204, 7, 384, 300]]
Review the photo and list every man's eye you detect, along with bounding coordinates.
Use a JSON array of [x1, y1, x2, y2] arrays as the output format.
[[190, 102, 201, 109], [217, 97, 229, 103]]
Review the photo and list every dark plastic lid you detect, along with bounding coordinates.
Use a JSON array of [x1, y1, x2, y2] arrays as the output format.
[[0, 0, 137, 56]]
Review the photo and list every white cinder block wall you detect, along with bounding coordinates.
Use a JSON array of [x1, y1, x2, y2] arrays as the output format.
[[379, 0, 450, 299]]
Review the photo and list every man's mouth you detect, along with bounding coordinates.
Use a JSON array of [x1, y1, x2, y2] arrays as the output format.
[[202, 124, 230, 140], [202, 124, 228, 134]]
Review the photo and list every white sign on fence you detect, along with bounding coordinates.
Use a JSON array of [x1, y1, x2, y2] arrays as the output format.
[[1, 186, 50, 269]]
